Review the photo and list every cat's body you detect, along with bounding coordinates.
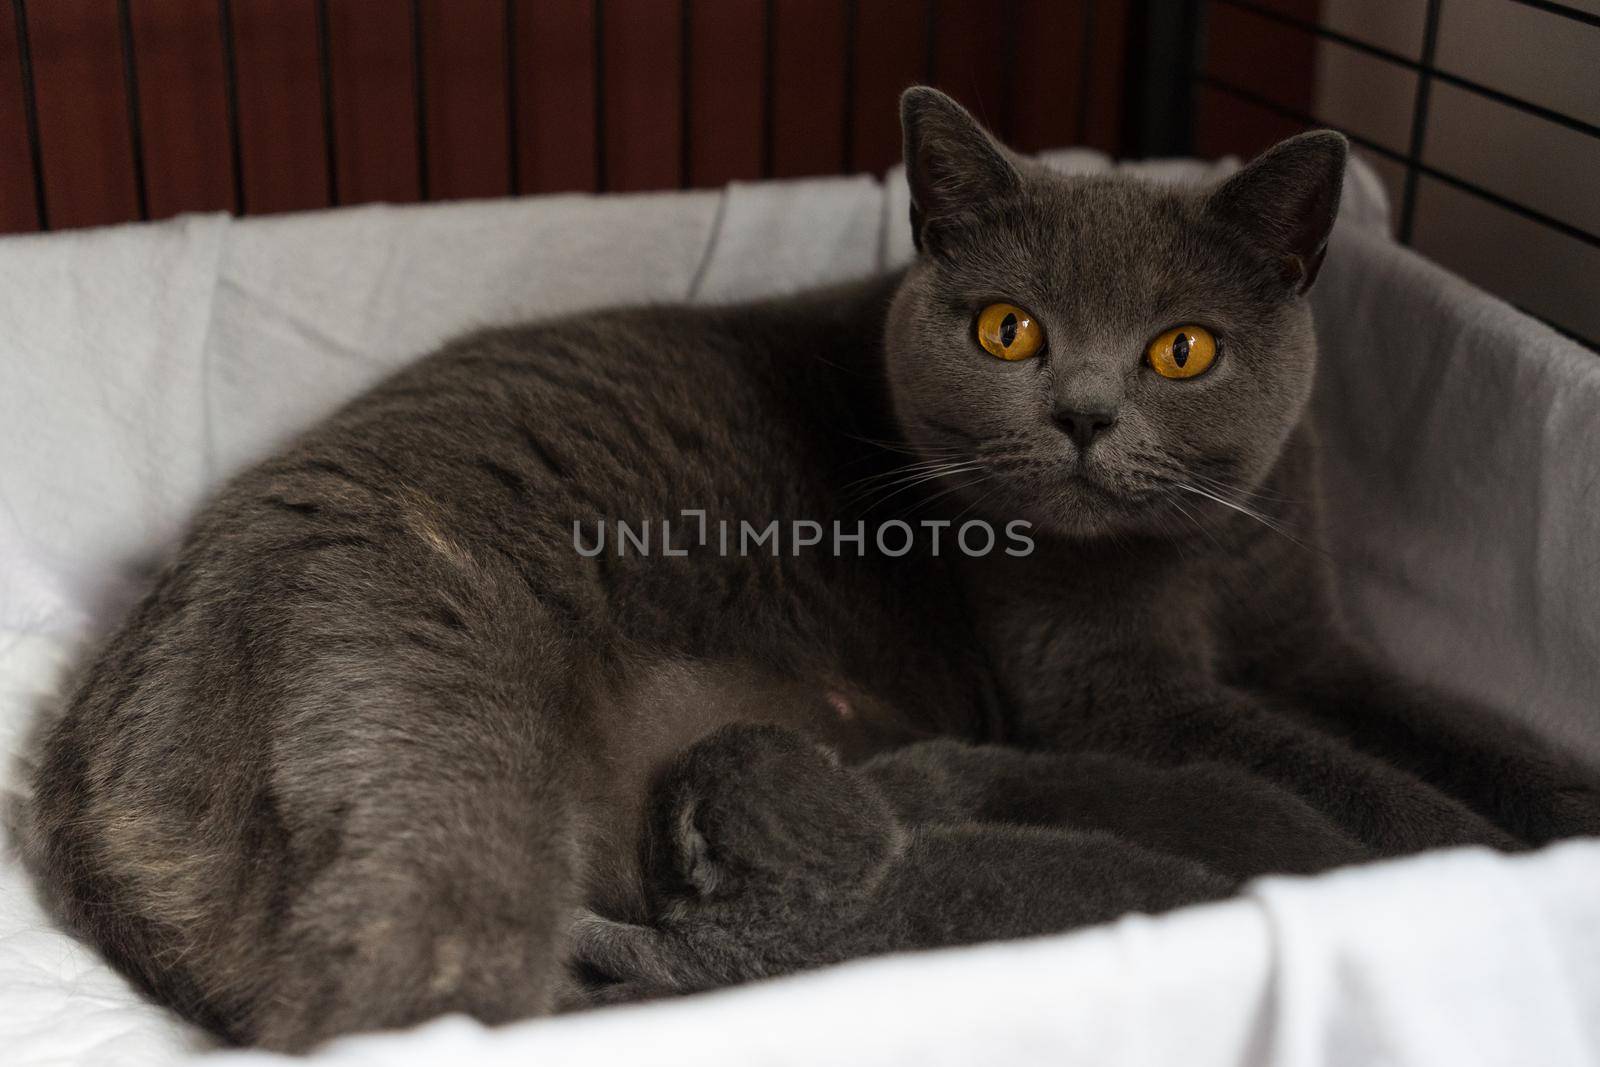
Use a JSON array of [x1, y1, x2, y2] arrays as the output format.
[[20, 88, 1600, 1050], [20, 279, 996, 1048]]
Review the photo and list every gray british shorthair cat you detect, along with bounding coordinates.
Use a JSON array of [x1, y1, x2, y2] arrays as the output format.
[[18, 87, 1599, 1050], [573, 722, 1366, 1002]]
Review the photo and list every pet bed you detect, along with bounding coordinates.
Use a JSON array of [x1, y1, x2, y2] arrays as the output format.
[[1, 152, 1596, 1067]]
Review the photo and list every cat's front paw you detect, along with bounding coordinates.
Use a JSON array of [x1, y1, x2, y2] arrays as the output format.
[[582, 980, 667, 1007], [1481, 753, 1600, 844], [1545, 782, 1600, 839]]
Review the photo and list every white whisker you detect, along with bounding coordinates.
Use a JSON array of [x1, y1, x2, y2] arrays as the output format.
[[1172, 481, 1319, 554], [842, 456, 979, 494], [854, 462, 989, 515]]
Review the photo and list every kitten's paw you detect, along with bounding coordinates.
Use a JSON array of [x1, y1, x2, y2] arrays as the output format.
[[569, 911, 665, 984], [585, 981, 668, 1007]]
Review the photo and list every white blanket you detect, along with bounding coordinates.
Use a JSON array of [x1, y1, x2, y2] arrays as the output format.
[[2, 153, 1596, 1067]]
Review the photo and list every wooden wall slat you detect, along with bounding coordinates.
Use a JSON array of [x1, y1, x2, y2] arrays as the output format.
[[850, 0, 928, 174], [1194, 83, 1303, 160], [1009, 0, 1088, 154], [515, 0, 598, 193], [686, 0, 764, 187], [1201, 0, 1317, 117], [0, 5, 39, 233], [128, 0, 232, 219], [420, 0, 510, 201], [601, 0, 683, 192], [1083, 0, 1129, 155], [26, 0, 139, 229], [770, 0, 848, 178], [232, 0, 328, 214], [1196, 0, 1318, 159], [328, 0, 421, 207], [929, 0, 1010, 141], [2, 0, 1142, 228]]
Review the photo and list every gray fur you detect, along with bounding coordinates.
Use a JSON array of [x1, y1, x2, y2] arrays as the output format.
[[572, 722, 1366, 1003], [573, 723, 1234, 1001], [18, 86, 1600, 1050]]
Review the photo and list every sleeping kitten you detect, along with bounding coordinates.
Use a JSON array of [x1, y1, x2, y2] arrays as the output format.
[[19, 86, 1598, 1050], [573, 722, 1257, 1001]]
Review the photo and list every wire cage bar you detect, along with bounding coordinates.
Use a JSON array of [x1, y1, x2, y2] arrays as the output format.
[[1149, 0, 1600, 349]]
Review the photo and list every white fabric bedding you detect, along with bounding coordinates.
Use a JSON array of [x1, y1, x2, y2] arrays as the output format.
[[1, 153, 1596, 1067]]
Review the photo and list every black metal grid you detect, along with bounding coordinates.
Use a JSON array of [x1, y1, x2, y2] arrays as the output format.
[[1180, 0, 1598, 349], [10, 0, 47, 230], [115, 0, 149, 221], [217, 0, 245, 215]]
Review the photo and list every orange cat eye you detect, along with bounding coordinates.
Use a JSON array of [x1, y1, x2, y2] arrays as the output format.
[[976, 303, 1045, 361], [1147, 325, 1217, 379]]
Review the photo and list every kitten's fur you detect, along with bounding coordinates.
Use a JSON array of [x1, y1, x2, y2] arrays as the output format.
[[574, 722, 1366, 1001], [19, 88, 1600, 1050]]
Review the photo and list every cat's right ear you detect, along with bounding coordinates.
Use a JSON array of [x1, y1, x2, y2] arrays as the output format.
[[1207, 130, 1348, 294], [901, 86, 1022, 254]]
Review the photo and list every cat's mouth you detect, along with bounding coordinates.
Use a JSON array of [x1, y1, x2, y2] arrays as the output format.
[[1061, 454, 1142, 502], [955, 442, 1160, 537], [1061, 469, 1123, 504], [1024, 459, 1179, 538]]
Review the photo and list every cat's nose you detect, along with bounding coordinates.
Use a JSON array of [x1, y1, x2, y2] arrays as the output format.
[[1052, 405, 1118, 450]]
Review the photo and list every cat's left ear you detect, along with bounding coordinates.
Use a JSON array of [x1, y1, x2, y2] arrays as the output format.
[[901, 86, 1022, 254], [1207, 131, 1348, 294]]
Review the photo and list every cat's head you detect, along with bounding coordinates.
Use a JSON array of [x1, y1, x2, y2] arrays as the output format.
[[644, 724, 904, 918], [884, 87, 1346, 540]]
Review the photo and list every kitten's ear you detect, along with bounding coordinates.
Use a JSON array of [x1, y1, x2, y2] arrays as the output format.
[[901, 86, 1022, 254], [668, 795, 721, 898], [1207, 130, 1348, 294]]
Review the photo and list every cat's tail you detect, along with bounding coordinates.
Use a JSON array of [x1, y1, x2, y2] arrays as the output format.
[[19, 662, 591, 1054], [241, 710, 588, 1051]]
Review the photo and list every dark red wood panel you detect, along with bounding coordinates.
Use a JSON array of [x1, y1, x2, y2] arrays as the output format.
[[232, 0, 328, 214], [1009, 0, 1089, 154], [1200, 0, 1317, 118], [2, 0, 1139, 227], [929, 0, 1010, 140], [1082, 0, 1129, 155], [328, 0, 421, 207], [1242, 0, 1324, 23], [600, 0, 683, 192], [851, 0, 928, 174], [25, 0, 139, 229], [515, 0, 598, 193], [0, 7, 39, 232], [1194, 83, 1304, 159], [687, 0, 764, 187], [770, 0, 848, 178], [129, 0, 233, 219], [421, 0, 511, 201]]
